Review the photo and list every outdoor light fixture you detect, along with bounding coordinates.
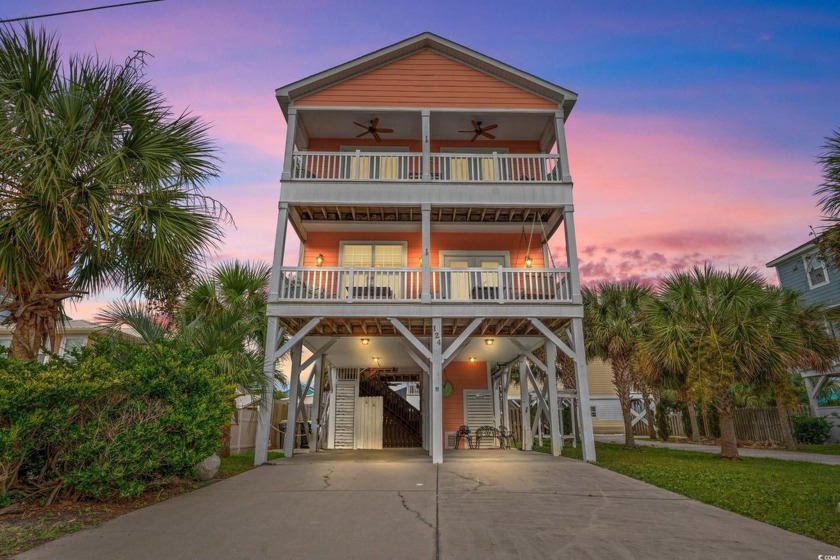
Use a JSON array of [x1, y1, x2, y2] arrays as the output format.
[[484, 339, 494, 346], [361, 338, 370, 345], [524, 255, 533, 268], [469, 357, 477, 363], [372, 356, 381, 364], [315, 253, 324, 267]]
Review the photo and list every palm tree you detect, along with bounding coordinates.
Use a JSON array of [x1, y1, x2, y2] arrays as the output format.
[[582, 281, 653, 448], [816, 129, 840, 267], [636, 347, 701, 442], [0, 25, 225, 360], [98, 261, 276, 456], [758, 287, 840, 450], [644, 265, 772, 459]]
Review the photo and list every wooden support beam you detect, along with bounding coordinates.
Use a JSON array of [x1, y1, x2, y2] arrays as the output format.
[[545, 342, 562, 456], [431, 318, 444, 464], [442, 317, 483, 366], [528, 318, 575, 361], [299, 339, 337, 372], [309, 357, 324, 452], [510, 339, 547, 372], [255, 317, 283, 466], [570, 318, 596, 462], [399, 339, 430, 373], [389, 317, 431, 360], [283, 343, 304, 458], [519, 355, 532, 451]]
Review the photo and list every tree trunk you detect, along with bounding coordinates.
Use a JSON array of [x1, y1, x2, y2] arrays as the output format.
[[9, 308, 41, 361], [644, 387, 657, 440], [679, 386, 700, 442], [773, 387, 797, 451], [612, 357, 635, 448], [619, 393, 635, 448], [714, 391, 740, 459]]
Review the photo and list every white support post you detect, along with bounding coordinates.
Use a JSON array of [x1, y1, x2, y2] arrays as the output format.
[[545, 341, 562, 456], [281, 108, 298, 181], [421, 204, 431, 302], [571, 318, 596, 462], [519, 355, 532, 451], [327, 366, 337, 449], [502, 366, 511, 431], [255, 318, 282, 466], [309, 356, 323, 452], [553, 109, 571, 182], [421, 110, 431, 180], [431, 317, 444, 463], [269, 203, 290, 299], [563, 207, 582, 305], [283, 343, 303, 458]]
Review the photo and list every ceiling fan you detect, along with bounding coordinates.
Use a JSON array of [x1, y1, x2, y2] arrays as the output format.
[[353, 118, 393, 142], [459, 120, 498, 141]]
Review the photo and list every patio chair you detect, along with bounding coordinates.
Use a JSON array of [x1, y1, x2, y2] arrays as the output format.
[[497, 425, 514, 449], [455, 425, 473, 449], [474, 426, 500, 449]]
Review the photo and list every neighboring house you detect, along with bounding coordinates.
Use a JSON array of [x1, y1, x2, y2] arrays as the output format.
[[0, 319, 143, 360], [253, 32, 597, 464], [767, 239, 840, 442]]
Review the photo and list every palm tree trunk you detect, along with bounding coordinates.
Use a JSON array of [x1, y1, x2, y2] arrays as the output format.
[[714, 391, 739, 459], [644, 386, 657, 440], [618, 392, 636, 448], [9, 309, 40, 361], [773, 386, 797, 451], [678, 386, 701, 441]]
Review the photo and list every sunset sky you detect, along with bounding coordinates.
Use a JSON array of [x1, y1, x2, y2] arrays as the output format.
[[5, 0, 840, 319]]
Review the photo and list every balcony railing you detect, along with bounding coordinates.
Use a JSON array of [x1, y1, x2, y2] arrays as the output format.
[[290, 151, 563, 183], [275, 267, 572, 303]]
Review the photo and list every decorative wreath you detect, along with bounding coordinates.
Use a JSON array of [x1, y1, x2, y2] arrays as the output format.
[[442, 380, 453, 398]]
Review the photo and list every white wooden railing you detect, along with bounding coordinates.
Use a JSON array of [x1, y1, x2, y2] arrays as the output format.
[[290, 151, 564, 183], [275, 266, 571, 303], [291, 151, 422, 181]]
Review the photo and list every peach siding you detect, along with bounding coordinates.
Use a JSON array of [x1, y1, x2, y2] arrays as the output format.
[[296, 50, 556, 109], [302, 231, 544, 269], [306, 138, 541, 154], [442, 361, 489, 434]]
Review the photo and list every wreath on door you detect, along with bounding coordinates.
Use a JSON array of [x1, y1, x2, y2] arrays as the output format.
[[442, 379, 453, 398]]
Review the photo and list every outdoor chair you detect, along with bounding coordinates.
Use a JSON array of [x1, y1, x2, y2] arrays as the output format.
[[455, 425, 473, 449], [497, 425, 514, 449], [474, 425, 500, 449]]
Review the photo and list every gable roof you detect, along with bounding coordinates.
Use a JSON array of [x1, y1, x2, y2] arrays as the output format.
[[766, 238, 819, 268], [276, 32, 576, 117]]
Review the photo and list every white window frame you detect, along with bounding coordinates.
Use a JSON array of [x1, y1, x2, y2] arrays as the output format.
[[338, 241, 408, 268], [59, 335, 88, 358], [803, 252, 830, 289]]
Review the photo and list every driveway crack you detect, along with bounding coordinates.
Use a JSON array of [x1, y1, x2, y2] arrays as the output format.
[[397, 491, 434, 530], [321, 466, 334, 490]]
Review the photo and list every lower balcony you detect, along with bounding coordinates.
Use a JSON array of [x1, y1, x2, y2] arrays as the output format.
[[276, 266, 572, 304]]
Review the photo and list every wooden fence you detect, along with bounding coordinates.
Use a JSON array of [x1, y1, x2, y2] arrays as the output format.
[[632, 404, 811, 442]]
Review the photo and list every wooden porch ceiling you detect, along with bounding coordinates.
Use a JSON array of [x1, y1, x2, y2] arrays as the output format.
[[293, 206, 555, 224], [279, 316, 570, 338]]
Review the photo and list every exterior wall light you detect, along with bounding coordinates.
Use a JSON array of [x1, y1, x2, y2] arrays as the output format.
[[361, 338, 370, 345], [372, 356, 381, 365], [524, 255, 533, 268], [484, 339, 494, 346], [468, 357, 477, 363], [315, 253, 324, 267]]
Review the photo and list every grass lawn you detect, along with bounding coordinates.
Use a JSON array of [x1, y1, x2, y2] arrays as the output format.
[[0, 451, 282, 557], [796, 444, 840, 456], [536, 441, 840, 547]]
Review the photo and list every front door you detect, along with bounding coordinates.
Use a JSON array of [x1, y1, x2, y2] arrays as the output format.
[[442, 255, 505, 301]]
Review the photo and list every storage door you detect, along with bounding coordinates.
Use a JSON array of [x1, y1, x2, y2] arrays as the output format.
[[465, 391, 497, 449], [355, 397, 383, 449]]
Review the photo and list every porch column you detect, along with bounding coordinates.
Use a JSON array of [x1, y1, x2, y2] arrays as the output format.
[[255, 318, 282, 465], [545, 341, 562, 456], [571, 318, 596, 462], [563, 207, 582, 304], [309, 356, 324, 452], [421, 203, 431, 302], [268, 202, 290, 299], [283, 342, 304, 458], [519, 354, 532, 450], [281, 107, 298, 181], [502, 366, 511, 430], [421, 110, 431, 180], [431, 317, 444, 463], [553, 109, 571, 182]]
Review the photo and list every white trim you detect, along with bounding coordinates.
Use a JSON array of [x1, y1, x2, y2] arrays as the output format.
[[339, 241, 409, 268], [439, 147, 510, 154], [438, 250, 510, 268], [804, 252, 830, 290]]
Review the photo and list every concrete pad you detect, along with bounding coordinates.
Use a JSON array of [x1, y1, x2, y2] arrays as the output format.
[[17, 449, 840, 560]]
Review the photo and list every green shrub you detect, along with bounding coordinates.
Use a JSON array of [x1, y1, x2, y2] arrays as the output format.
[[0, 339, 232, 503], [791, 415, 832, 445]]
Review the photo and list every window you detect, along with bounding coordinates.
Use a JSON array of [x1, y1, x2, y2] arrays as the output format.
[[804, 253, 829, 289], [0, 336, 10, 355], [590, 406, 597, 418], [60, 336, 88, 358]]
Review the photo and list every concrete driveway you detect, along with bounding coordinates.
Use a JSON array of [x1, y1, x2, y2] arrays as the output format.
[[17, 450, 839, 560]]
